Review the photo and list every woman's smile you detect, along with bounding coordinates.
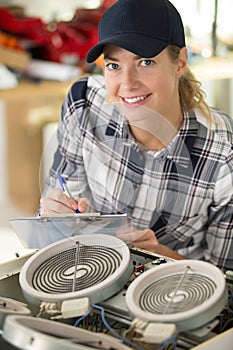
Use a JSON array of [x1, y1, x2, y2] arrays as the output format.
[[121, 94, 151, 105]]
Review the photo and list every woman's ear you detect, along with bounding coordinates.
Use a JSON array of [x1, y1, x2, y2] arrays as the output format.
[[176, 47, 188, 77]]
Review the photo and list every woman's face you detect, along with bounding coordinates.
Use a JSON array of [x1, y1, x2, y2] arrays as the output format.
[[103, 45, 188, 125]]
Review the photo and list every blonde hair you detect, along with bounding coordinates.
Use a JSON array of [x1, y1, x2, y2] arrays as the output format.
[[167, 45, 212, 122]]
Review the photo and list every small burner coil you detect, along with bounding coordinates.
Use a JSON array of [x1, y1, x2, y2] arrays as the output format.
[[125, 260, 227, 331]]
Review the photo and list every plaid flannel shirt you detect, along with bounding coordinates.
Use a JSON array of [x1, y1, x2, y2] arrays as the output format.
[[44, 74, 233, 271]]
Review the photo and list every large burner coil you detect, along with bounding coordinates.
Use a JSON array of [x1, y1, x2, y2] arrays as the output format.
[[32, 245, 122, 294], [20, 234, 131, 306], [125, 260, 227, 331]]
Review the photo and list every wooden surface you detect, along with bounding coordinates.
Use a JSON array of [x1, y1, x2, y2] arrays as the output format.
[[0, 79, 74, 102], [191, 55, 233, 80]]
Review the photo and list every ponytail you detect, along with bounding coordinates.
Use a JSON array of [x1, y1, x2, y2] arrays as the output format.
[[167, 45, 212, 122]]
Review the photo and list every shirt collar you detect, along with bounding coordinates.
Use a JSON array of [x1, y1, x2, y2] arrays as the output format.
[[105, 108, 200, 168], [167, 110, 199, 168]]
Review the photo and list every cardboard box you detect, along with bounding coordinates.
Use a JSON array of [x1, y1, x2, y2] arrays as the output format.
[[0, 46, 31, 71]]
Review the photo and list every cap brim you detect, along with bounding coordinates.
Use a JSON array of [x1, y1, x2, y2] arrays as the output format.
[[86, 33, 169, 63]]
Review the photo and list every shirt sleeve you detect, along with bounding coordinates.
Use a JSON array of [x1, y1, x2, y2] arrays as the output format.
[[204, 150, 233, 271], [41, 78, 89, 199]]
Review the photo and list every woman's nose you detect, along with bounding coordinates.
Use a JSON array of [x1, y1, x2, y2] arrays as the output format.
[[121, 67, 140, 89]]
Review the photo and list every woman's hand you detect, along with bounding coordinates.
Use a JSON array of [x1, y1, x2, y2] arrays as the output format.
[[117, 227, 185, 260], [117, 227, 160, 251], [40, 188, 88, 216]]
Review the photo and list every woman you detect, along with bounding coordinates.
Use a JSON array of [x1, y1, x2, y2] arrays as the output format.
[[40, 0, 233, 271]]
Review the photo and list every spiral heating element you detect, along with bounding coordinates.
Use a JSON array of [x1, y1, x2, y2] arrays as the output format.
[[31, 244, 122, 294], [139, 271, 217, 314]]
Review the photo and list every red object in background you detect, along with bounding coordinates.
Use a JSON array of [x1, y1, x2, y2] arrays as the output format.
[[0, 1, 115, 64], [0, 8, 49, 46], [30, 21, 98, 63]]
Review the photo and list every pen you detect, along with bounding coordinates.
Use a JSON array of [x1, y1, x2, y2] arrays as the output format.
[[56, 172, 81, 213]]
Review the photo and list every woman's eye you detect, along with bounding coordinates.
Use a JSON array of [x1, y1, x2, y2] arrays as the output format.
[[106, 63, 119, 70], [141, 59, 153, 67]]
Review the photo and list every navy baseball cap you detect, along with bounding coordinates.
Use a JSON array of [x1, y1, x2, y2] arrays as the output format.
[[86, 0, 185, 63]]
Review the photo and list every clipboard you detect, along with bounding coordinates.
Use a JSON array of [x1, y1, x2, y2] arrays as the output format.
[[9, 213, 131, 249]]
